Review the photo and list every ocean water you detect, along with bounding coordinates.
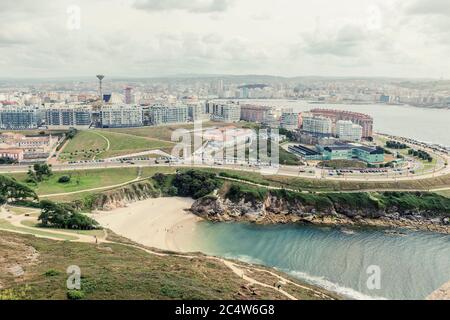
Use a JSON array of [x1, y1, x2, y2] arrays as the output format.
[[240, 100, 450, 147], [185, 100, 450, 299], [189, 222, 450, 300]]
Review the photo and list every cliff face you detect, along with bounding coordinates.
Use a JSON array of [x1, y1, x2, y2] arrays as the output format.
[[72, 181, 160, 211], [190, 193, 450, 233], [92, 182, 160, 210]]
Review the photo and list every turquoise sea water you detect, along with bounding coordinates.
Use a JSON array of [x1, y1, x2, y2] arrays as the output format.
[[185, 101, 450, 299], [189, 222, 450, 300]]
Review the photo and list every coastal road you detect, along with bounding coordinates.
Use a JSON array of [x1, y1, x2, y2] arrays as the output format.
[[1, 159, 449, 183]]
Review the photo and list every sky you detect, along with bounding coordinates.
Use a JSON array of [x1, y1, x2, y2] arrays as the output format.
[[1, 0, 450, 79]]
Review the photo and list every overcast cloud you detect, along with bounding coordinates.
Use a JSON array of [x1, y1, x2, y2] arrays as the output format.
[[0, 0, 449, 78]]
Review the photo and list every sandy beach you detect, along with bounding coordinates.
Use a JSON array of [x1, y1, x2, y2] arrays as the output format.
[[93, 197, 201, 252]]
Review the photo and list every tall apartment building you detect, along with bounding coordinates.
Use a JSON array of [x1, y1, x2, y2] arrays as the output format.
[[45, 107, 92, 128], [280, 111, 300, 131], [301, 113, 332, 137], [240, 104, 271, 123], [149, 105, 188, 126], [0, 106, 39, 130], [310, 109, 373, 138], [336, 120, 363, 142], [207, 101, 241, 123], [100, 105, 143, 128], [124, 87, 134, 104], [187, 103, 207, 122]]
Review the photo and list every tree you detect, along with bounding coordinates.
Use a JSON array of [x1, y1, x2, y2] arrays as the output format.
[[58, 175, 71, 183], [38, 200, 99, 230], [27, 163, 53, 183], [0, 175, 37, 203], [172, 170, 222, 199]]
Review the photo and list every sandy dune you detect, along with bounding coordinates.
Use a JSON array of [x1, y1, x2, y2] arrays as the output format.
[[93, 197, 201, 252]]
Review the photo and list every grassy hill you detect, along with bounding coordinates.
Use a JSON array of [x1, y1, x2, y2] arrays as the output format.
[[0, 231, 338, 300], [59, 130, 174, 161]]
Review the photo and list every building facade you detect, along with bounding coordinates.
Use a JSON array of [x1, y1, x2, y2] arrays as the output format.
[[149, 105, 188, 126], [187, 103, 207, 122], [240, 104, 271, 123], [310, 109, 373, 138], [320, 144, 384, 164], [207, 101, 241, 123], [301, 114, 332, 136], [280, 112, 300, 130], [100, 105, 143, 128], [45, 107, 92, 128], [0, 107, 38, 130], [336, 120, 363, 142]]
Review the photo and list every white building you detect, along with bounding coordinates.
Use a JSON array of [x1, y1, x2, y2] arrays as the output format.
[[0, 106, 40, 130], [45, 107, 92, 129], [280, 111, 300, 130], [207, 101, 241, 123], [336, 120, 363, 142], [149, 105, 188, 125], [100, 105, 143, 128], [302, 113, 332, 136]]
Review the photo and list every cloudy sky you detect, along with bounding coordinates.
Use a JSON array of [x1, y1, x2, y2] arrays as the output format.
[[1, 0, 449, 78]]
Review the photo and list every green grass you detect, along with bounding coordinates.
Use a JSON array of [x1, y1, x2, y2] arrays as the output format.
[[60, 131, 107, 160], [4, 206, 39, 216], [0, 231, 333, 300], [436, 190, 450, 198], [20, 220, 105, 237], [7, 168, 140, 196], [279, 147, 302, 165], [96, 131, 174, 158], [60, 130, 174, 161], [200, 167, 450, 192], [318, 160, 367, 169], [0, 220, 78, 241], [104, 121, 247, 141]]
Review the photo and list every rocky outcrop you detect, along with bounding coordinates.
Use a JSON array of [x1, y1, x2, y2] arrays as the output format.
[[72, 181, 160, 211], [93, 181, 160, 210], [190, 193, 450, 234]]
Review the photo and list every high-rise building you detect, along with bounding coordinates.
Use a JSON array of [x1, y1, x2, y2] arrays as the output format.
[[207, 101, 241, 123], [336, 120, 363, 142], [240, 104, 271, 123], [217, 79, 224, 98], [100, 105, 143, 128], [45, 107, 92, 128], [149, 105, 188, 125], [124, 87, 133, 104], [310, 109, 373, 138], [0, 106, 39, 130], [187, 103, 207, 122], [280, 111, 300, 130], [301, 113, 332, 136]]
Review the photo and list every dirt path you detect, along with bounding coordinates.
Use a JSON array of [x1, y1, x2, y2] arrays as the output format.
[[92, 131, 111, 160], [0, 206, 330, 300], [218, 176, 450, 193], [40, 168, 144, 198]]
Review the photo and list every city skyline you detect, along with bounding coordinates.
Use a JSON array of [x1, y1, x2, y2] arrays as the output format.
[[1, 0, 450, 79]]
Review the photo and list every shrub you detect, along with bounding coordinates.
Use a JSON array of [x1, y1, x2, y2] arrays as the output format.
[[67, 290, 85, 300], [172, 170, 222, 199], [44, 269, 60, 277], [39, 200, 100, 230], [58, 175, 71, 183]]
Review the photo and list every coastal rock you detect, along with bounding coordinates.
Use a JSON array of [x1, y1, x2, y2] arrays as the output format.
[[189, 191, 450, 234], [72, 180, 160, 211]]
